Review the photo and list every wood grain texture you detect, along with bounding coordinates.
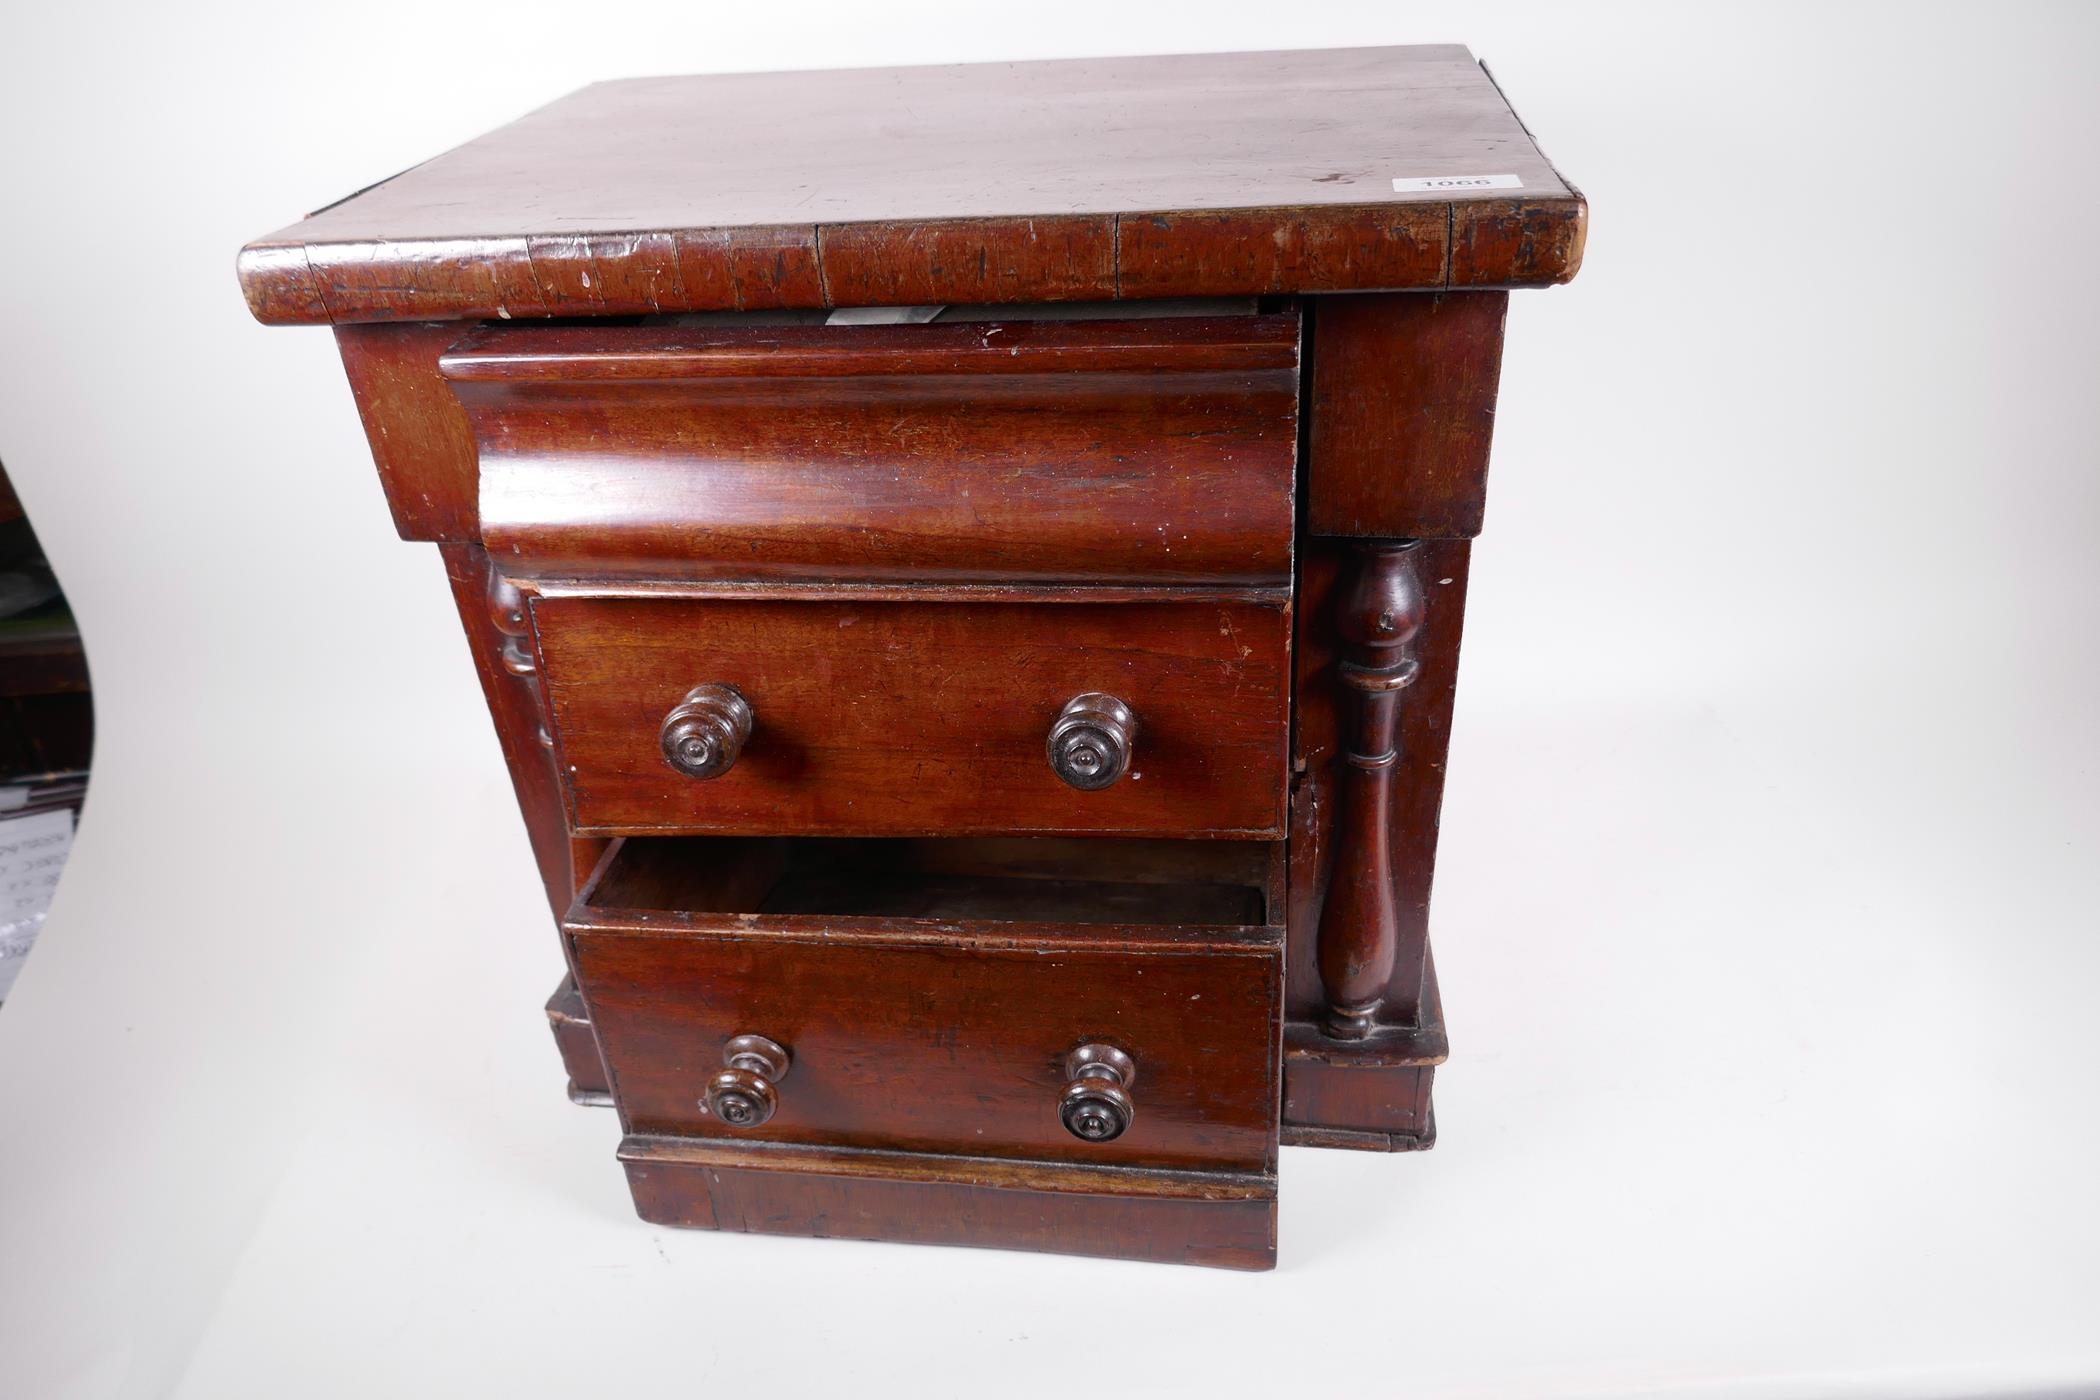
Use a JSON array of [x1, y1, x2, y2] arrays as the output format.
[[545, 974, 612, 1105], [239, 45, 1583, 324], [819, 216, 1116, 305], [1312, 542, 1427, 1039], [529, 591, 1293, 837], [1285, 539, 1469, 1028], [449, 315, 1301, 584], [1307, 291, 1509, 540], [438, 544, 605, 921], [1119, 206, 1447, 299], [568, 835, 1281, 1172], [1281, 956, 1444, 1150], [620, 1136, 1276, 1270], [1280, 1062, 1434, 1151], [1452, 196, 1589, 288], [335, 323, 482, 542], [239, 44, 1592, 1264]]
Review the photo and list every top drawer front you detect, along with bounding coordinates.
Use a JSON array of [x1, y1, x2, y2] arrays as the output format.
[[443, 315, 1300, 584]]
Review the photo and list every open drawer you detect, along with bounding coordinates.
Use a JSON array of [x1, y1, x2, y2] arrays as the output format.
[[564, 835, 1285, 1175]]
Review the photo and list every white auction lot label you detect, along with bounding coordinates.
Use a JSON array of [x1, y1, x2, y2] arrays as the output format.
[[1391, 174, 1524, 192]]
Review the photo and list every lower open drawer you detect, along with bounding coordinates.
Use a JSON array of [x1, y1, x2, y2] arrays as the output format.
[[564, 835, 1284, 1175]]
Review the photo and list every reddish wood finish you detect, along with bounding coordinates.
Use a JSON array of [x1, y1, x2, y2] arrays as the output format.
[[237, 46, 1583, 326], [1120, 206, 1447, 300], [567, 835, 1282, 1173], [621, 1137, 1275, 1270], [241, 47, 1585, 1263], [1313, 543, 1428, 1038], [438, 544, 605, 921], [1281, 539, 1470, 1143], [529, 590, 1292, 837], [446, 315, 1300, 584], [335, 323, 482, 542], [448, 549, 614, 1111], [545, 974, 611, 1105], [1282, 1062, 1435, 1151], [1286, 541, 1469, 1022], [1281, 952, 1444, 1151], [820, 216, 1115, 306], [1451, 196, 1590, 289], [1308, 291, 1509, 539]]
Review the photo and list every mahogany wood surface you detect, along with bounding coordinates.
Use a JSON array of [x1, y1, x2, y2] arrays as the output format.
[[337, 324, 481, 542], [1308, 291, 1509, 539], [438, 543, 604, 921], [1285, 539, 1469, 1030], [1279, 538, 1470, 1148], [243, 47, 1585, 1264], [1280, 958, 1444, 1152], [1281, 1065, 1434, 1152], [545, 974, 612, 1105], [529, 591, 1292, 836], [620, 1136, 1276, 1270], [1312, 542, 1428, 1039], [449, 315, 1300, 583], [567, 835, 1282, 1173], [238, 46, 1583, 325]]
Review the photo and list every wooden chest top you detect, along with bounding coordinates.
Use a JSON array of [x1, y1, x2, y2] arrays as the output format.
[[238, 44, 1584, 325]]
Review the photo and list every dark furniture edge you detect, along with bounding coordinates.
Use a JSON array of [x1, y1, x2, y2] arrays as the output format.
[[237, 195, 1586, 326]]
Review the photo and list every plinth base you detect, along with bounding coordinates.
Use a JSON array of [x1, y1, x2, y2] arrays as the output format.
[[544, 975, 612, 1106], [1280, 956, 1445, 1152], [619, 1136, 1277, 1270]]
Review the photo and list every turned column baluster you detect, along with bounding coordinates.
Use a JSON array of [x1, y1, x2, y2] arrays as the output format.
[[1315, 540, 1427, 1040]]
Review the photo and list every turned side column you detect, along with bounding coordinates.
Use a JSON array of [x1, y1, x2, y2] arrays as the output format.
[[1314, 540, 1427, 1039]]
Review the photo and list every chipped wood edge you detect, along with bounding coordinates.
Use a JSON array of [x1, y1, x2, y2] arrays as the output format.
[[237, 197, 1588, 326]]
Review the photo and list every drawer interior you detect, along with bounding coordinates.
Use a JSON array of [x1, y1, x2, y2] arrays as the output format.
[[582, 834, 1276, 929]]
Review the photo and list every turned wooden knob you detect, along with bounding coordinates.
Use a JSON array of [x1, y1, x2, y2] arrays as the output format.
[[703, 1034, 791, 1129], [660, 684, 753, 780], [1059, 1043, 1136, 1142], [1047, 693, 1137, 791]]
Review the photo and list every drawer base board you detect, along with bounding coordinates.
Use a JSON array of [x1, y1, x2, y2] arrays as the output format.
[[618, 1136, 1277, 1271]]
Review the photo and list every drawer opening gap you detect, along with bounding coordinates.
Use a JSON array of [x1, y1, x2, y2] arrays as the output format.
[[583, 835, 1273, 928]]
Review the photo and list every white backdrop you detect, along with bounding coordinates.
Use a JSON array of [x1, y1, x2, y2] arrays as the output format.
[[2, 4, 2097, 1397]]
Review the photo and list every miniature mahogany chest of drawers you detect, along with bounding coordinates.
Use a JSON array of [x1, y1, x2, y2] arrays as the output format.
[[240, 44, 1583, 1270]]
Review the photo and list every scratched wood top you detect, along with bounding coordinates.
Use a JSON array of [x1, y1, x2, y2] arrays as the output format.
[[239, 45, 1583, 325]]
